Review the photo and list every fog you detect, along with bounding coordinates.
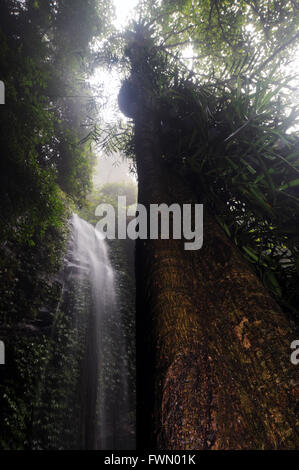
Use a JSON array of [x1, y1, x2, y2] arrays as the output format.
[[92, 152, 136, 189]]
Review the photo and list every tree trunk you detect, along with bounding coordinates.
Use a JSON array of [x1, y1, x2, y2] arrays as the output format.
[[125, 30, 298, 450], [136, 206, 298, 450]]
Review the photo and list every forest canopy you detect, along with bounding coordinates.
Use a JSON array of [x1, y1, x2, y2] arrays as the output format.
[[94, 0, 299, 320]]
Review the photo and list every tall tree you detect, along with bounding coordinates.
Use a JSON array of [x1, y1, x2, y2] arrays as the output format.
[[118, 18, 298, 449]]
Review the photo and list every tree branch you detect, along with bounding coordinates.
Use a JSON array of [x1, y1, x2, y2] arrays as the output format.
[[249, 31, 299, 79]]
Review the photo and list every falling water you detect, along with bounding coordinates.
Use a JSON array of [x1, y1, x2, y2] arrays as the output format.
[[64, 213, 131, 449]]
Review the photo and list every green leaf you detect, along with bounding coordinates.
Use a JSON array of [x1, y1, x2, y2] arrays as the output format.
[[264, 271, 282, 297], [249, 185, 272, 212], [242, 246, 259, 262], [278, 179, 299, 191], [240, 157, 256, 174]]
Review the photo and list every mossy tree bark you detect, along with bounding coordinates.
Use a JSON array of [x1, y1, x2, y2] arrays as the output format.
[[123, 30, 298, 450]]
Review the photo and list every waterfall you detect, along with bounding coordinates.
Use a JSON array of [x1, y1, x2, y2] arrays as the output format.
[[64, 213, 131, 450]]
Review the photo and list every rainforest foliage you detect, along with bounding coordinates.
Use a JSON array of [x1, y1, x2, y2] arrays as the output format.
[[0, 0, 114, 449], [0, 0, 299, 451]]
